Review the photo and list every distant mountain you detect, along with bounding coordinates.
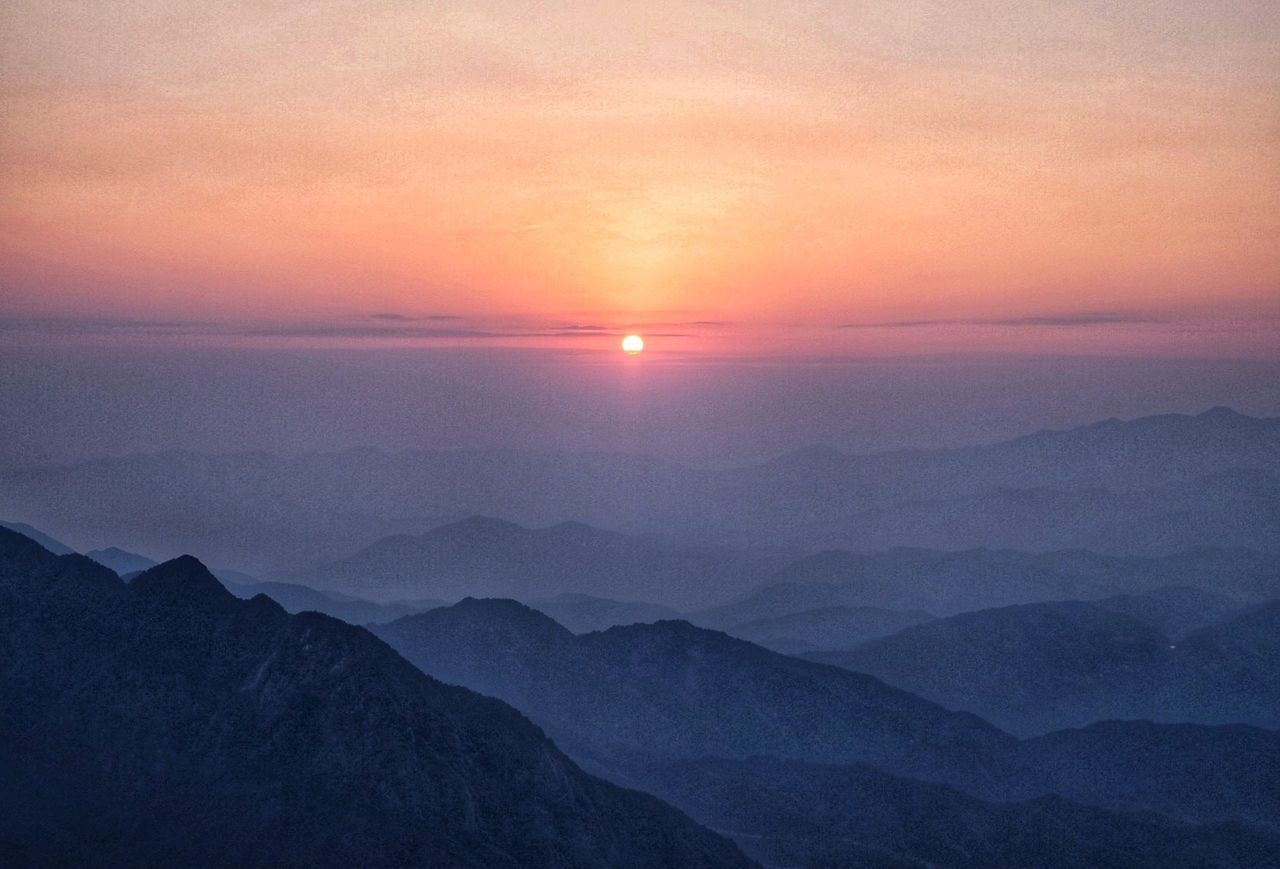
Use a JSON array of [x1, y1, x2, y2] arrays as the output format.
[[807, 596, 1278, 734], [373, 598, 1013, 783], [524, 593, 680, 633], [698, 547, 1280, 623], [0, 520, 74, 555], [373, 599, 1280, 832], [0, 528, 751, 868], [218, 577, 444, 625], [717, 605, 934, 654], [1164, 600, 1280, 725], [1, 408, 1275, 574], [299, 516, 790, 609], [85, 545, 158, 574], [1090, 585, 1243, 639], [623, 755, 1280, 869], [806, 601, 1173, 734]]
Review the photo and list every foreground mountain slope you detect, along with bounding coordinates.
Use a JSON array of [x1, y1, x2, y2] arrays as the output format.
[[0, 528, 751, 868], [808, 598, 1280, 734], [0, 519, 74, 555]]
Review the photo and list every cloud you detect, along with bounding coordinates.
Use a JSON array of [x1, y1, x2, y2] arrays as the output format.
[[370, 312, 463, 322], [0, 314, 688, 343], [837, 311, 1163, 329], [245, 324, 497, 339]]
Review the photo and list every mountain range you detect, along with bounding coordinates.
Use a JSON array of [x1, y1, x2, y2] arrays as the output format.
[[695, 547, 1280, 624], [523, 592, 681, 634], [372, 599, 1280, 833], [373, 598, 1280, 866], [807, 594, 1278, 734], [5, 520, 1279, 867], [2, 408, 1275, 576], [716, 604, 936, 653], [623, 755, 1280, 869], [0, 528, 750, 867], [295, 516, 790, 609]]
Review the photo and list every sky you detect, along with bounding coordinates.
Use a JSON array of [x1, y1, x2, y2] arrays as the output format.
[[1, 343, 1277, 467], [1, 1, 1278, 358]]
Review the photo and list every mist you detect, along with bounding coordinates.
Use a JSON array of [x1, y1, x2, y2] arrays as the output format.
[[4, 342, 1277, 467]]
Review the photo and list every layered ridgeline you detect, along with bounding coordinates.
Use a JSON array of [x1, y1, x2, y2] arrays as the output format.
[[289, 525, 1280, 615], [2, 408, 1276, 575], [293, 516, 789, 609], [373, 599, 1280, 868], [807, 596, 1280, 735], [693, 547, 1280, 624], [624, 757, 1280, 869], [8, 528, 446, 627], [0, 529, 750, 868]]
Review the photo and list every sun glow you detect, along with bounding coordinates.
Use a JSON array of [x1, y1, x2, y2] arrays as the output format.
[[621, 334, 645, 355]]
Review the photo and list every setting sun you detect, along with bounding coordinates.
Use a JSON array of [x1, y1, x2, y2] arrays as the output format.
[[621, 335, 645, 355]]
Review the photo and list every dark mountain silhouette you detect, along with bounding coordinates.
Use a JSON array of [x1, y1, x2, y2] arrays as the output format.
[[85, 545, 158, 574], [105, 557, 439, 626], [299, 516, 789, 609], [0, 528, 751, 868], [697, 547, 1279, 624], [622, 755, 1280, 869], [372, 599, 1280, 832], [807, 597, 1278, 734], [0, 519, 74, 555], [524, 593, 680, 633], [1, 408, 1275, 576], [719, 605, 934, 654]]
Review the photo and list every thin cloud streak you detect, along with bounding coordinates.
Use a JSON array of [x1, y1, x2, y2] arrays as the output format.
[[838, 311, 1165, 329]]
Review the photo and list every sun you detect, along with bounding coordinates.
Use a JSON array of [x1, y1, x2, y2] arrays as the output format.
[[621, 334, 645, 355]]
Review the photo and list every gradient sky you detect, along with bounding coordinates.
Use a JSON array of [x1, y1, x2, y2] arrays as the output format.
[[2, 1, 1278, 356]]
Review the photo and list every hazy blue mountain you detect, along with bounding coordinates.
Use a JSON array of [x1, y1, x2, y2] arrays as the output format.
[[524, 593, 680, 633], [1090, 585, 1244, 639], [699, 547, 1280, 623], [0, 519, 74, 555], [1010, 721, 1280, 830], [85, 545, 158, 574], [1, 409, 1275, 576], [718, 605, 934, 654], [1163, 600, 1280, 726], [0, 448, 698, 574], [0, 528, 751, 868], [808, 597, 1279, 734], [806, 602, 1173, 734], [622, 755, 1280, 869], [372, 599, 1280, 831], [299, 516, 790, 609], [373, 599, 1013, 783], [219, 577, 444, 625]]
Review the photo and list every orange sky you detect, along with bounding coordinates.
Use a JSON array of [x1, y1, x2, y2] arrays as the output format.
[[1, 1, 1277, 356]]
